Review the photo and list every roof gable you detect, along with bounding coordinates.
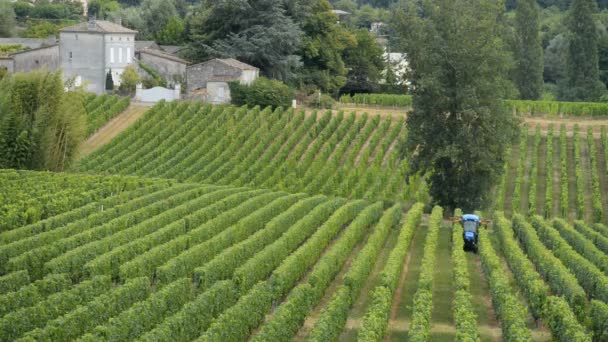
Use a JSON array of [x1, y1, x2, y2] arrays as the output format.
[[60, 20, 137, 34], [190, 58, 258, 71]]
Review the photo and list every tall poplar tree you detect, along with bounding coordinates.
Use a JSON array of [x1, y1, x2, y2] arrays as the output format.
[[559, 0, 606, 101], [514, 0, 543, 100], [394, 0, 519, 210]]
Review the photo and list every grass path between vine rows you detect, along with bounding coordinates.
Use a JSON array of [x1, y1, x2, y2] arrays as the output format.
[[78, 103, 149, 158]]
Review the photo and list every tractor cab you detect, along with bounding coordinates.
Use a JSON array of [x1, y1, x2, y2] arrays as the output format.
[[461, 214, 481, 253]]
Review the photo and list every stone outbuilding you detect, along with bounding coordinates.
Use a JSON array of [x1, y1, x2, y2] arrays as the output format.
[[136, 48, 188, 86], [0, 45, 60, 74], [186, 58, 259, 104]]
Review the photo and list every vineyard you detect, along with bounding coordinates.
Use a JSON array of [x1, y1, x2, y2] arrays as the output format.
[[84, 94, 131, 137], [340, 93, 608, 116], [2, 99, 608, 341], [3, 169, 608, 341], [76, 101, 426, 203], [496, 123, 608, 224]]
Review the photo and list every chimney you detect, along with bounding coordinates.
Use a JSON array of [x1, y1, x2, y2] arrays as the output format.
[[88, 15, 96, 31], [116, 17, 122, 26]]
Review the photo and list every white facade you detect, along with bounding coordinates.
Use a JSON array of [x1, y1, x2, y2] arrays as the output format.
[[104, 34, 135, 87], [60, 20, 137, 94]]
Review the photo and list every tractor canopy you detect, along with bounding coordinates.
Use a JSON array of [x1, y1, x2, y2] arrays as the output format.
[[462, 214, 480, 222]]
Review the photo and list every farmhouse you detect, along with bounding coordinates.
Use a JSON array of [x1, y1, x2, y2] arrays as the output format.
[[60, 18, 137, 94], [186, 58, 259, 104]]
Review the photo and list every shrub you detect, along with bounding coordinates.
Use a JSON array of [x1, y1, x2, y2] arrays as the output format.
[[119, 65, 140, 95], [228, 77, 293, 109]]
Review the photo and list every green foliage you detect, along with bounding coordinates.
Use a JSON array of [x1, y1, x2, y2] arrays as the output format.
[[0, 0, 16, 37], [254, 202, 383, 341], [87, 0, 120, 19], [573, 220, 608, 254], [511, 214, 588, 320], [531, 216, 608, 303], [357, 203, 424, 341], [119, 65, 140, 95], [573, 125, 585, 219], [0, 274, 71, 317], [586, 127, 603, 221], [105, 69, 114, 91], [21, 21, 63, 38], [513, 0, 543, 100], [0, 270, 29, 294], [136, 0, 178, 40], [478, 228, 533, 341], [451, 210, 480, 342], [233, 198, 345, 292], [187, 0, 302, 81], [0, 44, 27, 55], [341, 29, 384, 94], [295, 0, 356, 94], [307, 203, 403, 342], [139, 280, 240, 342], [138, 61, 167, 88], [395, 0, 519, 209], [339, 93, 412, 107], [590, 300, 608, 341], [0, 70, 86, 171], [528, 125, 541, 215], [85, 94, 130, 136], [155, 16, 185, 45], [494, 213, 590, 340], [21, 277, 150, 341], [544, 125, 553, 218], [559, 0, 607, 101], [0, 275, 112, 341], [560, 125, 568, 217], [198, 281, 274, 342], [408, 206, 443, 342], [228, 77, 294, 109], [88, 278, 193, 341]]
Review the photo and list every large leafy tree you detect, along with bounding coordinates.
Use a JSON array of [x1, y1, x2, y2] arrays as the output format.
[[558, 0, 606, 101], [514, 0, 544, 99], [394, 0, 519, 210], [341, 29, 385, 94], [187, 0, 303, 81], [296, 0, 356, 94]]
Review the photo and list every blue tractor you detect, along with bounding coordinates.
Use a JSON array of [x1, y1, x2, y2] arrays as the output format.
[[453, 214, 489, 253]]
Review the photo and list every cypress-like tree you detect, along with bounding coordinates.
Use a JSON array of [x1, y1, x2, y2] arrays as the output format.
[[105, 69, 114, 91], [394, 0, 519, 210], [514, 0, 543, 100], [559, 0, 606, 101]]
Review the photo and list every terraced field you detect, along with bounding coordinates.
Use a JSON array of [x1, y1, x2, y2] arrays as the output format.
[[2, 101, 608, 341]]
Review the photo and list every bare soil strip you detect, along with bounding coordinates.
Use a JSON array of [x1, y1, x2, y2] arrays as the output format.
[[78, 103, 148, 157]]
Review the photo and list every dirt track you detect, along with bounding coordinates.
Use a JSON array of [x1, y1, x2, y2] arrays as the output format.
[[78, 103, 148, 158]]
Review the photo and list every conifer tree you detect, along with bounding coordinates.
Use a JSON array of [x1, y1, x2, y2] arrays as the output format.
[[559, 0, 606, 101], [514, 0, 543, 100], [106, 69, 114, 91]]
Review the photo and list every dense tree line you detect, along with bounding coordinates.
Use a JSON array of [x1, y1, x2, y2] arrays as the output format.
[[0, 70, 86, 171]]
